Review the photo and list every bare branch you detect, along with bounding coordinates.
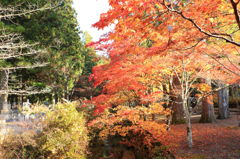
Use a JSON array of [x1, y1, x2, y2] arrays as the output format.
[[0, 63, 49, 71], [0, 31, 45, 60], [0, 50, 42, 60], [0, 89, 51, 95], [0, 2, 60, 20]]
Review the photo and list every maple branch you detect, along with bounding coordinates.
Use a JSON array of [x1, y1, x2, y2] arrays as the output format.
[[176, 39, 204, 51], [225, 54, 240, 73], [211, 32, 233, 41], [203, 52, 240, 76], [209, 41, 240, 75], [161, 1, 240, 47], [230, 0, 240, 29]]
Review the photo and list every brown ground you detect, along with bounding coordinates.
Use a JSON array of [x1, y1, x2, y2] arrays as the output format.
[[167, 115, 240, 159]]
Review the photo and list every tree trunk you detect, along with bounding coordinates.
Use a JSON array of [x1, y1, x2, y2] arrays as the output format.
[[0, 70, 10, 114], [0, 94, 8, 113], [199, 79, 216, 123], [171, 77, 185, 124], [64, 84, 69, 101], [64, 89, 69, 100], [232, 85, 240, 126], [199, 87, 216, 123], [172, 96, 185, 124], [183, 99, 193, 148], [52, 92, 56, 105], [218, 84, 230, 119], [151, 114, 156, 121]]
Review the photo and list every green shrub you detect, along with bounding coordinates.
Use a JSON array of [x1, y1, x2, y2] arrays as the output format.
[[0, 102, 89, 159], [37, 102, 89, 159]]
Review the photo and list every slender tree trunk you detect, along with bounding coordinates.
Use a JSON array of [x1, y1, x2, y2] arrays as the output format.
[[64, 76, 70, 100], [166, 96, 173, 131], [199, 79, 216, 123], [64, 84, 69, 101], [0, 94, 8, 113], [52, 93, 56, 105], [163, 83, 173, 130], [166, 113, 172, 131], [0, 70, 10, 114], [19, 95, 23, 106], [64, 88, 69, 100], [54, 91, 59, 104], [152, 114, 156, 121], [183, 99, 193, 148], [143, 113, 147, 121], [232, 85, 240, 126], [218, 84, 230, 119]]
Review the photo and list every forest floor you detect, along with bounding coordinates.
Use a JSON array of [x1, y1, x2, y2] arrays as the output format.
[[168, 115, 240, 159]]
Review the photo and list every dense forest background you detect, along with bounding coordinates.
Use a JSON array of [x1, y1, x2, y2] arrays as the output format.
[[0, 0, 102, 109]]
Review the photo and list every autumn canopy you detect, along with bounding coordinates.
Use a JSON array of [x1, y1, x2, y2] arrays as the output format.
[[87, 0, 240, 151]]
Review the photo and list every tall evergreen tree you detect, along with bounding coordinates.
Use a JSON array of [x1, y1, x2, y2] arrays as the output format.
[[1, 0, 95, 104], [0, 0, 53, 114]]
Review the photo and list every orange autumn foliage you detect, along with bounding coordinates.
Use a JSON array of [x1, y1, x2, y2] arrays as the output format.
[[86, 0, 240, 154], [89, 0, 240, 114], [88, 103, 171, 157]]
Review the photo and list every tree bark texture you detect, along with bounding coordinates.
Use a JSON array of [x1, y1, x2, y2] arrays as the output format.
[[171, 76, 185, 124], [0, 70, 9, 113], [200, 79, 216, 123], [218, 84, 230, 119], [183, 100, 193, 148], [171, 95, 185, 124]]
